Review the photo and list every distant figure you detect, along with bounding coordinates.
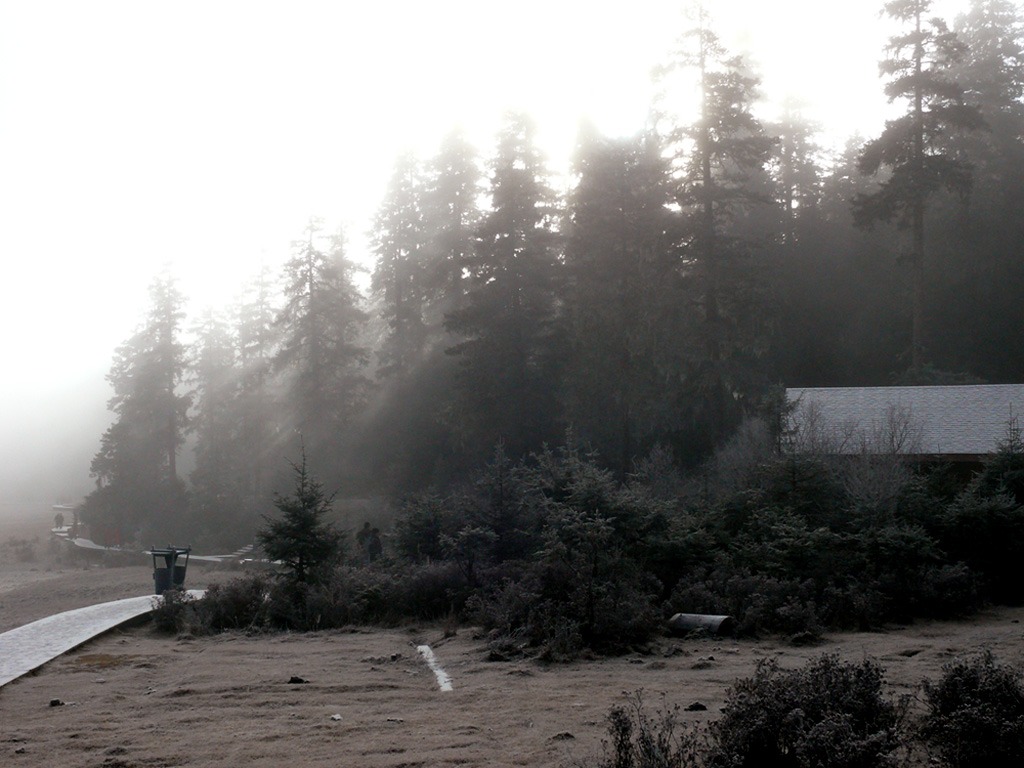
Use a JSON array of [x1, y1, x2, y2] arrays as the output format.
[[356, 522, 372, 563], [367, 528, 383, 562], [54, 512, 65, 530]]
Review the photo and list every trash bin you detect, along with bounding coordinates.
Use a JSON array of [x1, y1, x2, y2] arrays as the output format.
[[149, 546, 191, 595], [154, 567, 171, 595]]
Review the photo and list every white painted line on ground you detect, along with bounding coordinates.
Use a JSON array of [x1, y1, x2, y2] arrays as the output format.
[[416, 644, 453, 691]]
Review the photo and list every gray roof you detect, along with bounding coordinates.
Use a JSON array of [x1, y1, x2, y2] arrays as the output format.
[[785, 384, 1024, 456]]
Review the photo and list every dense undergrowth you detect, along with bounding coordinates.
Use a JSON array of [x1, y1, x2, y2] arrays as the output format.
[[155, 416, 1024, 663]]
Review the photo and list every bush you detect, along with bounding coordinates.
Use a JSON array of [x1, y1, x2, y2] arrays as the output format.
[[670, 570, 823, 637], [150, 588, 198, 634], [938, 492, 1024, 603], [708, 655, 903, 768], [591, 691, 702, 768], [920, 651, 1024, 768], [396, 559, 471, 618], [859, 523, 943, 621], [392, 493, 457, 562], [269, 569, 398, 630], [914, 563, 981, 619], [469, 519, 663, 660], [262, 560, 471, 631], [194, 572, 273, 632], [468, 574, 542, 658], [2, 537, 37, 563]]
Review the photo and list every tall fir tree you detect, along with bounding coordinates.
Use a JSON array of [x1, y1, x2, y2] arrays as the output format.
[[187, 308, 247, 547], [768, 100, 825, 245], [82, 271, 190, 544], [446, 112, 564, 459], [371, 152, 429, 378], [563, 124, 680, 477], [275, 218, 369, 480], [233, 265, 281, 524], [954, 0, 1024, 155], [765, 105, 849, 387], [352, 135, 483, 493], [658, 3, 776, 450], [854, 0, 983, 372], [936, 0, 1024, 380], [420, 130, 483, 334]]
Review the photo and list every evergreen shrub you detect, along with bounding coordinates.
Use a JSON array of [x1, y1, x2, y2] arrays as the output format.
[[708, 655, 903, 768], [920, 651, 1024, 768]]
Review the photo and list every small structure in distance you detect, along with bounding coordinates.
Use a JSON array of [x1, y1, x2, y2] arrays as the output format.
[[786, 383, 1024, 467]]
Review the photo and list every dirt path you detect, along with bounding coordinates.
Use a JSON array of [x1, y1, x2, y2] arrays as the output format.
[[3, 607, 1024, 767]]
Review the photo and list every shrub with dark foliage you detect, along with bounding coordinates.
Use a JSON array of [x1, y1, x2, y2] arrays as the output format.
[[195, 572, 273, 632], [920, 651, 1024, 768], [937, 491, 1024, 604], [708, 655, 903, 768], [466, 443, 665, 659], [592, 691, 701, 768], [150, 587, 198, 634]]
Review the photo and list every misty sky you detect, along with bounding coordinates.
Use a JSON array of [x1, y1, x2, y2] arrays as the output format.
[[0, 0, 974, 504]]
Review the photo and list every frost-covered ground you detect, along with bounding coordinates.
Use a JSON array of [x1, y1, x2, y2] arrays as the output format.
[[4, 507, 1024, 766]]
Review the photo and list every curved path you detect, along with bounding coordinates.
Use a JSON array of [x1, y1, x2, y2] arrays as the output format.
[[0, 590, 204, 689]]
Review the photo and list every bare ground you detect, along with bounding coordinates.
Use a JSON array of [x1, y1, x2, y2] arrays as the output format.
[[3, 507, 1024, 767]]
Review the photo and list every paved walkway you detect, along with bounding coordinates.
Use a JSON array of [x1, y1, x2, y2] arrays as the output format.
[[0, 590, 204, 689], [68, 537, 247, 563]]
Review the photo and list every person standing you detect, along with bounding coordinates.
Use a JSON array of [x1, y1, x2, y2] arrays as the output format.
[[367, 527, 383, 563], [356, 521, 372, 563]]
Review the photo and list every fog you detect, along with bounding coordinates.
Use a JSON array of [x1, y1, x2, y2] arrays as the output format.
[[0, 0, 979, 517], [0, 370, 110, 506]]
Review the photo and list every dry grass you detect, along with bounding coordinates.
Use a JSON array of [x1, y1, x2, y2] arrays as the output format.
[[5, 506, 1024, 766]]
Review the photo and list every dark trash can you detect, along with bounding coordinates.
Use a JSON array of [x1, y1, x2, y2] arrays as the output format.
[[154, 567, 171, 595], [150, 546, 191, 595]]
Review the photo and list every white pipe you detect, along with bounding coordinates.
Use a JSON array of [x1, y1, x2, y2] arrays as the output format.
[[416, 644, 453, 691]]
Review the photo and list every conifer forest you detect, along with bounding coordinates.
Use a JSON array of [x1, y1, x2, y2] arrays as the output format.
[[79, 0, 1024, 608]]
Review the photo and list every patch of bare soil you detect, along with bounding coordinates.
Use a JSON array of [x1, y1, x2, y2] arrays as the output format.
[[1, 608, 1023, 766], [5, 510, 1024, 766]]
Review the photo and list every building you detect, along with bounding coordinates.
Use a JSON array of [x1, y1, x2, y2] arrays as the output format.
[[785, 384, 1024, 464]]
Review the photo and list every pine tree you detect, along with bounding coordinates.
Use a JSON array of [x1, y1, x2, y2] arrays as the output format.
[[955, 0, 1024, 139], [948, 0, 1024, 223], [371, 152, 429, 378], [420, 130, 483, 333], [563, 124, 679, 477], [854, 0, 983, 371], [936, 0, 1024, 380], [446, 112, 564, 458], [233, 265, 281, 527], [82, 271, 190, 544], [258, 446, 343, 584], [187, 309, 247, 547], [657, 4, 776, 447], [275, 219, 369, 477], [353, 135, 483, 493], [768, 100, 825, 245], [765, 107, 849, 387]]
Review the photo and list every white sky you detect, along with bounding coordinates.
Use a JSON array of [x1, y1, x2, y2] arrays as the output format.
[[0, 0, 975, 503]]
